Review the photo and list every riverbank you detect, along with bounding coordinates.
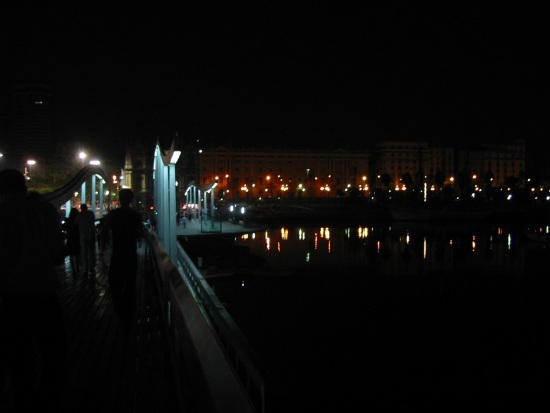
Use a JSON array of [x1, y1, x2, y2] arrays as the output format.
[[222, 197, 392, 226], [219, 197, 550, 225]]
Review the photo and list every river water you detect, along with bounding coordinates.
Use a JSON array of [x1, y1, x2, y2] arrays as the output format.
[[203, 221, 550, 412]]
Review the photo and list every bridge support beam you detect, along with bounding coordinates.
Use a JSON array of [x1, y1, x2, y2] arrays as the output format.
[[81, 181, 86, 207], [153, 140, 181, 263], [91, 174, 96, 217]]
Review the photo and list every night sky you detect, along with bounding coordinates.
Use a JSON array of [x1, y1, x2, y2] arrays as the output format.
[[1, 3, 549, 168]]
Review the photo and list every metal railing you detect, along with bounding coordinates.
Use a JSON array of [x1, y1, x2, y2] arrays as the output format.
[[145, 228, 266, 413]]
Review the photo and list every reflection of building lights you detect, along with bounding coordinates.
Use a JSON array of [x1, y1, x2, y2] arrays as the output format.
[[281, 227, 288, 240], [423, 237, 427, 259], [358, 227, 368, 239], [320, 227, 330, 239]]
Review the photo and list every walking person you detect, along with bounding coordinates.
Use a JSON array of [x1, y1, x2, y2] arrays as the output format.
[[101, 189, 144, 337], [76, 203, 96, 276], [0, 168, 67, 412], [63, 207, 81, 274]]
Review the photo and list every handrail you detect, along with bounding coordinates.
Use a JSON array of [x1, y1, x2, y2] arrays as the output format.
[[145, 227, 266, 413], [176, 242, 266, 412]]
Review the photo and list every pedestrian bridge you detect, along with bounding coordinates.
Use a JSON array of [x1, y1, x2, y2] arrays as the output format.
[[43, 164, 108, 213], [0, 147, 267, 412]]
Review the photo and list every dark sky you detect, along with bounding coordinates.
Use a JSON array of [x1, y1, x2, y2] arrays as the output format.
[[1, 3, 549, 167]]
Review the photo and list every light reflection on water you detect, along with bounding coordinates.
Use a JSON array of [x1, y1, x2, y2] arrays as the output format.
[[210, 222, 550, 411], [232, 222, 528, 277], [209, 220, 550, 413]]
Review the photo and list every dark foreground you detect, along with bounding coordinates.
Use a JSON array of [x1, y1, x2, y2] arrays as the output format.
[[0, 243, 179, 413]]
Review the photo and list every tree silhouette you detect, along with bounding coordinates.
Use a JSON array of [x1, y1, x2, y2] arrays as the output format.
[[381, 173, 391, 190], [402, 173, 413, 190]]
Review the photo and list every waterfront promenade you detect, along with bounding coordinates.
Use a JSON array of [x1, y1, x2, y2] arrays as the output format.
[[175, 217, 265, 237]]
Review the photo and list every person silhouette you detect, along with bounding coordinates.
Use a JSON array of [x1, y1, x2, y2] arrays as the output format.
[[0, 168, 67, 411], [101, 188, 144, 336], [76, 203, 96, 276], [64, 207, 81, 274]]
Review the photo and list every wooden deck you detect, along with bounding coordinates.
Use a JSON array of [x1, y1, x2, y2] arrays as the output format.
[[1, 242, 182, 413]]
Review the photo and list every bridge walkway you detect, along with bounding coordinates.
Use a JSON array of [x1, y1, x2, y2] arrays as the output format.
[[0, 240, 182, 413]]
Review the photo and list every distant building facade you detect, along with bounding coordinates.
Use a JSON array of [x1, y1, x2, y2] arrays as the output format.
[[170, 139, 526, 200], [194, 146, 371, 198], [121, 141, 153, 212], [369, 140, 525, 190]]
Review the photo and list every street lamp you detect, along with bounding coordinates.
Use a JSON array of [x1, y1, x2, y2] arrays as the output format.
[[26, 160, 36, 180], [78, 151, 87, 167]]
